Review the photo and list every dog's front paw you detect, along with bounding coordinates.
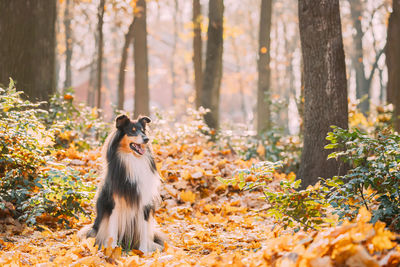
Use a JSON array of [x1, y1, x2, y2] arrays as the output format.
[[139, 241, 164, 254], [151, 241, 164, 252]]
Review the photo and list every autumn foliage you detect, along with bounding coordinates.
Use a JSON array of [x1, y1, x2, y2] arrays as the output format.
[[1, 86, 400, 266]]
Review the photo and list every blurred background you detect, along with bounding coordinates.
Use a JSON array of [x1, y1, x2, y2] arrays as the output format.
[[0, 0, 392, 134]]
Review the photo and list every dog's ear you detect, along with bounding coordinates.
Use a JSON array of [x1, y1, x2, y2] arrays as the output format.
[[138, 116, 151, 130], [138, 116, 151, 125], [116, 114, 130, 130]]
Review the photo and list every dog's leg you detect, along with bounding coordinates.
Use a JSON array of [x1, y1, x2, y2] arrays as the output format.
[[96, 216, 109, 249], [107, 207, 119, 248], [138, 213, 150, 253], [138, 213, 163, 253], [148, 215, 164, 252]]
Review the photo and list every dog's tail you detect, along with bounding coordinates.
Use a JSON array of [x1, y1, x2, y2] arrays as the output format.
[[77, 224, 97, 240]]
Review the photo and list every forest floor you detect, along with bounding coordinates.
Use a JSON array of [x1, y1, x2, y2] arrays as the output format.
[[1, 136, 400, 266]]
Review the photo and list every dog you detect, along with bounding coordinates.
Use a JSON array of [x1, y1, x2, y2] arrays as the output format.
[[87, 114, 164, 253]]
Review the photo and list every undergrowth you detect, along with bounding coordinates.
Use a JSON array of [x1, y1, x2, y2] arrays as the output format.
[[0, 80, 99, 227]]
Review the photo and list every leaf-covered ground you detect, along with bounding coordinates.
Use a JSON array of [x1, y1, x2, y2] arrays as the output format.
[[1, 136, 400, 266]]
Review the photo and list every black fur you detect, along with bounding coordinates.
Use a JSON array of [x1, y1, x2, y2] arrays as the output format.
[[89, 115, 164, 251], [149, 155, 157, 174], [91, 184, 115, 233], [154, 232, 164, 246], [143, 203, 155, 221]]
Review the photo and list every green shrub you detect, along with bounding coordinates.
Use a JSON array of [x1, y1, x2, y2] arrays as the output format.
[[325, 126, 400, 231], [45, 88, 110, 150], [215, 127, 302, 174], [0, 80, 53, 209], [0, 81, 96, 227], [219, 161, 330, 231], [21, 166, 96, 227], [224, 126, 400, 232]]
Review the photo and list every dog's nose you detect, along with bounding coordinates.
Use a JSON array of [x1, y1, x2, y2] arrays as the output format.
[[143, 136, 149, 144]]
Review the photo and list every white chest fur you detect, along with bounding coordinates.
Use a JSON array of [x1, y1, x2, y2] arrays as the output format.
[[117, 151, 161, 206]]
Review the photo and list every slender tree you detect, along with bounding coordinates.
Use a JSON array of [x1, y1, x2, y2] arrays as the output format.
[[0, 0, 56, 102], [387, 0, 400, 131], [201, 0, 224, 129], [171, 0, 179, 105], [96, 0, 105, 109], [349, 0, 368, 113], [64, 0, 73, 90], [193, 0, 203, 108], [231, 38, 247, 122], [133, 0, 150, 117], [298, 0, 348, 188], [349, 0, 385, 114], [257, 0, 273, 134], [117, 18, 136, 111]]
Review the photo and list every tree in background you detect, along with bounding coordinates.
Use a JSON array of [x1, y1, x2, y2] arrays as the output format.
[[298, 0, 348, 188], [386, 0, 400, 131], [349, 0, 385, 114], [64, 0, 73, 90], [201, 0, 224, 129], [193, 0, 203, 109], [257, 0, 273, 134], [170, 0, 179, 105], [117, 17, 136, 111], [96, 0, 105, 109], [0, 0, 56, 102], [134, 0, 150, 117]]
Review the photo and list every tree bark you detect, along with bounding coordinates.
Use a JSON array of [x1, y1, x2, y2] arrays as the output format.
[[298, 0, 348, 188], [386, 0, 400, 131], [64, 0, 73, 90], [193, 0, 203, 109], [257, 0, 273, 134], [133, 0, 150, 117], [96, 0, 105, 109], [201, 0, 224, 129], [349, 0, 369, 113], [117, 17, 136, 111], [0, 0, 56, 102]]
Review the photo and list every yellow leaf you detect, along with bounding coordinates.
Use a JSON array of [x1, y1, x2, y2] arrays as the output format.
[[356, 207, 371, 223], [287, 172, 296, 181], [371, 221, 396, 252], [180, 169, 191, 180], [180, 190, 196, 203], [257, 143, 265, 157]]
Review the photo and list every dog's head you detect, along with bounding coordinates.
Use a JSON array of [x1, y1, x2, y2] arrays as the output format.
[[115, 114, 152, 157]]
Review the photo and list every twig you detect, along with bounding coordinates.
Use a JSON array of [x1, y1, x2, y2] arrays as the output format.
[[359, 184, 369, 211]]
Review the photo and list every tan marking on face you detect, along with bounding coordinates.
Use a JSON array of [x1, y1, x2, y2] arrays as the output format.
[[119, 135, 146, 156]]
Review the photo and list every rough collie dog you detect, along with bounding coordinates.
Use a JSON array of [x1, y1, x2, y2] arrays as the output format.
[[87, 114, 164, 252]]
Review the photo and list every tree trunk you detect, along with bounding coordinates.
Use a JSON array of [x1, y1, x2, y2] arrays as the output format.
[[201, 0, 224, 129], [257, 0, 273, 134], [133, 0, 150, 117], [349, 0, 369, 113], [231, 38, 247, 122], [193, 0, 203, 109], [0, 0, 56, 102], [298, 0, 348, 188], [386, 0, 400, 131], [117, 17, 136, 111], [96, 0, 105, 109], [170, 0, 178, 105], [64, 0, 73, 90]]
